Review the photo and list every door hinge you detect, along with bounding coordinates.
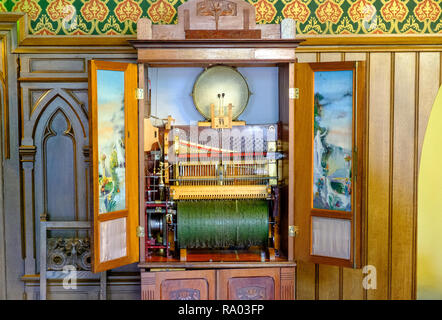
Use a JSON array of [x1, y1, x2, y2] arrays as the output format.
[[136, 88, 144, 100], [289, 225, 299, 237], [289, 88, 299, 99], [136, 226, 145, 237]]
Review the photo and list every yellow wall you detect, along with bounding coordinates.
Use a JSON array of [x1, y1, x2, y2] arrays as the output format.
[[418, 85, 442, 300]]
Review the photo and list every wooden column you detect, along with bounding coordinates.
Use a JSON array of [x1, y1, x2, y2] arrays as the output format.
[[19, 145, 37, 275]]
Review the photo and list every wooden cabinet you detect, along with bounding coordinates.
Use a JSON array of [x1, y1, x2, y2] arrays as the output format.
[[141, 267, 294, 300], [87, 0, 364, 301], [141, 270, 216, 300]]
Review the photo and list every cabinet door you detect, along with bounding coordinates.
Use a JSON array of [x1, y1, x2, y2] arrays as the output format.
[[141, 270, 216, 300], [89, 60, 139, 272], [217, 268, 283, 300], [294, 62, 365, 268]]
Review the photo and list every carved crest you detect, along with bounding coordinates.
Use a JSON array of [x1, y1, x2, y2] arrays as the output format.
[[169, 288, 201, 300], [196, 0, 237, 29], [236, 286, 266, 300]]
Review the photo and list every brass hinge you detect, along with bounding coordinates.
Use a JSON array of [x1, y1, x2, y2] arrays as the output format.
[[136, 88, 144, 100], [289, 225, 299, 237], [289, 88, 299, 99], [136, 226, 145, 237]]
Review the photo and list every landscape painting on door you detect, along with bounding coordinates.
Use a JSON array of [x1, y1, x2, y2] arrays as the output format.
[[97, 70, 126, 214], [313, 70, 354, 212]]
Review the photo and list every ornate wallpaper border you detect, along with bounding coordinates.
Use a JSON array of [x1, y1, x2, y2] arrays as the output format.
[[0, 0, 441, 36]]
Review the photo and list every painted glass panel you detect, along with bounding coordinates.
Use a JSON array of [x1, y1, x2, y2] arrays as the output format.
[[313, 70, 353, 211], [99, 217, 127, 262], [312, 217, 351, 259], [97, 70, 126, 214]]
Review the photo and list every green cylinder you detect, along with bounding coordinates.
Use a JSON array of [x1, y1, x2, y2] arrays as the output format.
[[177, 200, 269, 249]]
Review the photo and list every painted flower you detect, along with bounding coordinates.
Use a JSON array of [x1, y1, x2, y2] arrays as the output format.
[[147, 0, 176, 24], [381, 0, 408, 22], [47, 0, 74, 20], [0, 3, 6, 12], [13, 0, 42, 20], [414, 0, 441, 22], [115, 0, 143, 23], [34, 28, 56, 35], [81, 0, 109, 22], [253, 0, 277, 24], [348, 0, 376, 23], [315, 0, 343, 24], [282, 0, 310, 24], [71, 29, 88, 35]]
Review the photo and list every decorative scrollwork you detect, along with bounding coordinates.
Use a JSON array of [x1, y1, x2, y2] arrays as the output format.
[[46, 237, 91, 271], [236, 286, 266, 300], [169, 288, 201, 300], [197, 0, 237, 30]]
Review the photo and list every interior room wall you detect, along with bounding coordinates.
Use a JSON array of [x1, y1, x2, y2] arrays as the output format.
[[294, 51, 441, 300]]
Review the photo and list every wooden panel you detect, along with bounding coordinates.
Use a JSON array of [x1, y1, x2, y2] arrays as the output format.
[[217, 268, 281, 300], [295, 261, 316, 299], [293, 62, 316, 300], [138, 64, 145, 263], [391, 53, 416, 300], [141, 270, 215, 300], [318, 265, 340, 300], [226, 277, 275, 300], [29, 58, 86, 73], [344, 52, 367, 61], [342, 52, 366, 300], [185, 29, 261, 39], [137, 48, 295, 63], [367, 52, 392, 300], [293, 52, 316, 300], [314, 53, 344, 300], [319, 52, 342, 62], [295, 53, 316, 63], [162, 279, 210, 300], [280, 267, 295, 300], [45, 111, 77, 223], [418, 52, 441, 166]]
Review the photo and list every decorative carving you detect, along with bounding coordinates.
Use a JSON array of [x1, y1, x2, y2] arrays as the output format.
[[46, 237, 91, 271], [169, 288, 201, 300], [197, 0, 237, 30], [236, 286, 266, 300]]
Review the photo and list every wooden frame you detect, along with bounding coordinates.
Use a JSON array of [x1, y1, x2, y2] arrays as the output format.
[[88, 60, 139, 273], [39, 220, 107, 300], [131, 39, 301, 268], [294, 61, 365, 268]]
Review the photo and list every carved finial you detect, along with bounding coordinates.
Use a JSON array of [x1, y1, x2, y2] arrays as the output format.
[[137, 18, 152, 40], [281, 18, 296, 39]]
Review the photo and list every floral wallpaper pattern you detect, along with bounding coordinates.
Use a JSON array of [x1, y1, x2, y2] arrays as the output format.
[[0, 0, 441, 35]]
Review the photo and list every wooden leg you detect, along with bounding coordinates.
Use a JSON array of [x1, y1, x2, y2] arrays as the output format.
[[180, 248, 187, 262]]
